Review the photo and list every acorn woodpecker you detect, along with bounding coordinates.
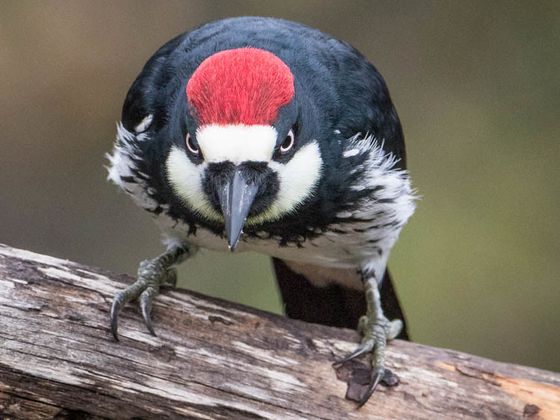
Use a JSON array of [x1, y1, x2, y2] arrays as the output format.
[[107, 16, 416, 405]]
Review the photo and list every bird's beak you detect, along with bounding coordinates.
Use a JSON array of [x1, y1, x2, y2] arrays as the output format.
[[217, 168, 259, 251]]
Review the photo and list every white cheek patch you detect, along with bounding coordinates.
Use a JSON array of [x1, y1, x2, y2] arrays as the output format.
[[165, 146, 222, 221], [250, 141, 323, 224], [196, 124, 277, 164], [165, 141, 323, 226]]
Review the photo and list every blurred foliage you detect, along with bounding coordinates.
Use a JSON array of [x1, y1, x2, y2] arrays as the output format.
[[0, 1, 558, 371]]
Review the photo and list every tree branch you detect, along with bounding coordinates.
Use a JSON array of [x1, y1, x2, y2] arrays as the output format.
[[0, 244, 558, 419]]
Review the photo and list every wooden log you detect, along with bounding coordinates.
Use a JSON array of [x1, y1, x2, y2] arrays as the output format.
[[0, 243, 558, 419]]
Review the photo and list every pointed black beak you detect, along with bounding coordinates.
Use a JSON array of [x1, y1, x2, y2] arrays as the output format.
[[218, 168, 259, 251]]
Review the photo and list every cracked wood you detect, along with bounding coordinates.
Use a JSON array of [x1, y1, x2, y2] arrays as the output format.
[[0, 243, 559, 419]]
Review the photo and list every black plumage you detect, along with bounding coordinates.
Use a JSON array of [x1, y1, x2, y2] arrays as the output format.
[[108, 16, 415, 405]]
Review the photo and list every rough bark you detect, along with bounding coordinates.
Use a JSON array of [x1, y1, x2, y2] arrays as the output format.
[[0, 243, 558, 419]]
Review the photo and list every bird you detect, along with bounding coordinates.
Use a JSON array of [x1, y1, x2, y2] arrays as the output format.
[[107, 16, 416, 405]]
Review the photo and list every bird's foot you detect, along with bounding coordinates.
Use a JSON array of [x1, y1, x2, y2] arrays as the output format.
[[110, 259, 177, 340], [334, 314, 402, 406]]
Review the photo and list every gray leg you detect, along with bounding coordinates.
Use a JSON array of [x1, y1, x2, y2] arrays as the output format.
[[110, 246, 190, 340], [335, 275, 402, 406]]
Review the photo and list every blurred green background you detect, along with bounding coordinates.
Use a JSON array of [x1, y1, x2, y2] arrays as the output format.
[[1, 1, 558, 371]]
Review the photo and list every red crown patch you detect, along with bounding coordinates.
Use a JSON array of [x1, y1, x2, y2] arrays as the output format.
[[186, 48, 295, 126]]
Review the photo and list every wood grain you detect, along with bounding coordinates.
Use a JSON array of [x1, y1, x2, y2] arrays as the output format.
[[0, 244, 559, 419]]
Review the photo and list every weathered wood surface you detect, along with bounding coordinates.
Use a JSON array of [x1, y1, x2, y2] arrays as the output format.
[[0, 244, 559, 419]]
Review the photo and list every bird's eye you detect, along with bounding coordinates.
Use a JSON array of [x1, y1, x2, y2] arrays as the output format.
[[280, 129, 295, 153], [186, 133, 200, 155]]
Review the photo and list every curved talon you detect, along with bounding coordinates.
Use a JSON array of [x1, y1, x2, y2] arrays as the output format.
[[111, 289, 138, 341], [110, 293, 125, 341], [139, 289, 157, 336], [357, 368, 384, 408], [333, 341, 374, 366], [110, 283, 145, 340]]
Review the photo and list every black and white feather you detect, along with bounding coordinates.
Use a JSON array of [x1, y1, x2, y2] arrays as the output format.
[[106, 16, 416, 331]]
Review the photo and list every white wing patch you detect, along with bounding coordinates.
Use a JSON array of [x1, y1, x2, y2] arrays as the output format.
[[333, 133, 417, 281], [106, 121, 159, 212], [342, 134, 416, 222]]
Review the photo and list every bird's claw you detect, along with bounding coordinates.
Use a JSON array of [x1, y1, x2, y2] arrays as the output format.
[[139, 288, 157, 336], [110, 291, 126, 341], [110, 261, 176, 340], [334, 315, 402, 405], [332, 341, 374, 367], [357, 367, 384, 407]]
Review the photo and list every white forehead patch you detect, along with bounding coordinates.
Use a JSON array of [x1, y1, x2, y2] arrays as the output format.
[[196, 124, 277, 164]]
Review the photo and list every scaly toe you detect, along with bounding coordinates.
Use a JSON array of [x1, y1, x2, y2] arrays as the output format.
[[110, 259, 165, 339], [387, 319, 403, 340], [164, 268, 178, 287], [357, 315, 369, 335]]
